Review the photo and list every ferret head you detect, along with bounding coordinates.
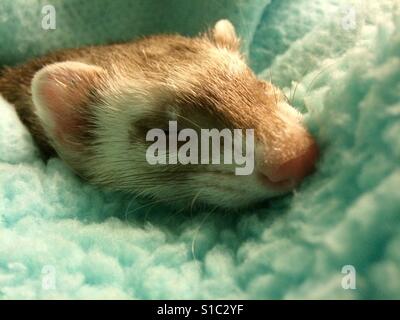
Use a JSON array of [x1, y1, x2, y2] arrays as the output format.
[[31, 20, 318, 209]]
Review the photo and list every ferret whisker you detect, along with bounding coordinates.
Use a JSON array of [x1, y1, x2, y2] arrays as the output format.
[[140, 109, 202, 130], [126, 193, 195, 217], [269, 70, 278, 106], [1, 18, 319, 211], [305, 61, 339, 96], [290, 61, 340, 106], [268, 69, 273, 85], [191, 205, 218, 261], [143, 203, 157, 222]]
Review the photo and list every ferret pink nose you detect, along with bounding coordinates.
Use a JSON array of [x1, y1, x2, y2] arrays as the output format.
[[261, 143, 319, 190]]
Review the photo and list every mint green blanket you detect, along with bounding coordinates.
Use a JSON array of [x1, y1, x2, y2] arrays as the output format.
[[0, 0, 399, 299]]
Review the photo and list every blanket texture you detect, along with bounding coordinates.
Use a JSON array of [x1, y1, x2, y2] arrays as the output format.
[[0, 0, 399, 299]]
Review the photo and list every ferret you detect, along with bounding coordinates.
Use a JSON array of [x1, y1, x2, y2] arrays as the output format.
[[0, 20, 318, 209]]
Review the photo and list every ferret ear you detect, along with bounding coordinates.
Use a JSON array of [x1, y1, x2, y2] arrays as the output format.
[[31, 61, 106, 153], [212, 19, 240, 51]]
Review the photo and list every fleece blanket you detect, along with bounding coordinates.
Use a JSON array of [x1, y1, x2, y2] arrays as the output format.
[[0, 0, 400, 299]]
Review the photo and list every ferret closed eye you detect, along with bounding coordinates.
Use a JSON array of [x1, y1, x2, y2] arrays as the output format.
[[0, 19, 319, 209]]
